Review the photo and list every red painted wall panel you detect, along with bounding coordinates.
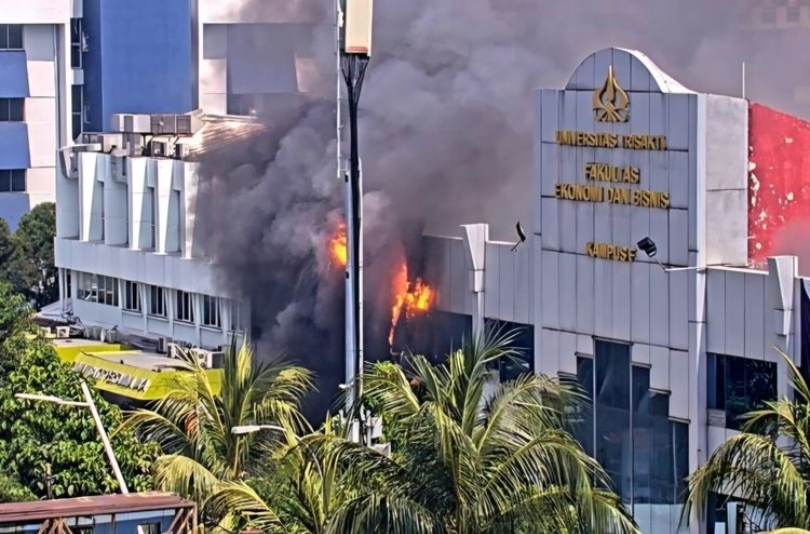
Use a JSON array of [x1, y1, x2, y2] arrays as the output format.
[[748, 103, 810, 269]]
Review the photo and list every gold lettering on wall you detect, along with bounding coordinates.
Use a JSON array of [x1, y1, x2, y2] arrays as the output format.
[[586, 241, 637, 262], [593, 66, 630, 123], [585, 163, 640, 184], [554, 183, 670, 209], [556, 130, 668, 151]]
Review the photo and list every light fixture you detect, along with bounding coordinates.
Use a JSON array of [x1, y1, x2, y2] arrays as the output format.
[[637, 237, 657, 258], [510, 221, 527, 252], [637, 236, 714, 273]]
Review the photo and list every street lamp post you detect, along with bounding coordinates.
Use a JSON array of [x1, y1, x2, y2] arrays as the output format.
[[339, 0, 374, 445], [15, 380, 130, 494]]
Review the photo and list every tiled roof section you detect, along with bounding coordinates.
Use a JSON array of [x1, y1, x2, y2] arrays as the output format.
[[185, 114, 267, 159]]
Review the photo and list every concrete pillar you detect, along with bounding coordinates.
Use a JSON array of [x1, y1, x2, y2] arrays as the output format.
[[461, 223, 488, 340]]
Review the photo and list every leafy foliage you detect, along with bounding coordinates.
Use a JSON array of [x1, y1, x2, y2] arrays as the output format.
[[0, 337, 157, 498], [6, 202, 57, 309], [121, 341, 312, 514], [0, 282, 38, 379], [683, 351, 810, 531], [210, 329, 638, 534], [0, 472, 36, 503]]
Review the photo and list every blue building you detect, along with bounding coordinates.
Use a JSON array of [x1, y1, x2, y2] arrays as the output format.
[[78, 0, 196, 134]]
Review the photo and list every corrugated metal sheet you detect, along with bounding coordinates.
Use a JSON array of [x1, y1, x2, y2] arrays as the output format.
[[186, 117, 267, 159], [0, 492, 194, 524]]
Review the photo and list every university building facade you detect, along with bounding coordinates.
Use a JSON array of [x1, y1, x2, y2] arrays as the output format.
[[426, 47, 810, 534]]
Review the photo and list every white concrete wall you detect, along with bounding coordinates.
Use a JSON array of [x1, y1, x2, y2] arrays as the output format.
[[536, 49, 699, 421], [55, 149, 246, 348], [0, 0, 69, 24]]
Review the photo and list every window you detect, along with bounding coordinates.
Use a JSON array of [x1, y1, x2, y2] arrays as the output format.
[[175, 291, 194, 323], [77, 273, 118, 306], [98, 182, 105, 241], [708, 353, 777, 431], [70, 18, 83, 69], [202, 295, 220, 328], [123, 281, 140, 312], [71, 85, 83, 139], [138, 524, 160, 534], [0, 99, 24, 122], [0, 25, 23, 50], [574, 340, 689, 522], [65, 270, 72, 299], [761, 7, 777, 24], [787, 5, 801, 23], [483, 319, 534, 381], [148, 285, 166, 317], [0, 170, 25, 193]]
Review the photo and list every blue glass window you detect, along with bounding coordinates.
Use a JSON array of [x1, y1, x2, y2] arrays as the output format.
[[707, 353, 777, 431]]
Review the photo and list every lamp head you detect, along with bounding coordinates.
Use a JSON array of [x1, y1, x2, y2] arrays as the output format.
[[637, 237, 657, 258]]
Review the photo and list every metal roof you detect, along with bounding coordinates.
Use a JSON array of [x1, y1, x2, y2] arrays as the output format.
[[0, 492, 194, 524]]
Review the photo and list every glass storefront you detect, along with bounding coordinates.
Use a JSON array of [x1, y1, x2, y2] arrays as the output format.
[[576, 340, 690, 533]]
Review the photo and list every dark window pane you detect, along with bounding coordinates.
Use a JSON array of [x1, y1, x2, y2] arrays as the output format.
[[72, 85, 82, 113], [9, 99, 23, 121], [70, 18, 82, 44], [787, 6, 801, 22], [595, 341, 631, 502], [575, 356, 594, 457], [7, 25, 22, 49], [72, 114, 82, 139], [71, 46, 81, 68], [0, 99, 9, 121], [0, 25, 9, 49], [11, 170, 25, 192], [673, 421, 689, 499], [0, 171, 11, 192]]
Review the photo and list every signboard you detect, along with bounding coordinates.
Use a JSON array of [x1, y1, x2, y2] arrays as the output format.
[[551, 65, 672, 262]]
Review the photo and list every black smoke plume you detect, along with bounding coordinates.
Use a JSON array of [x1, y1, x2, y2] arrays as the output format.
[[194, 0, 810, 417]]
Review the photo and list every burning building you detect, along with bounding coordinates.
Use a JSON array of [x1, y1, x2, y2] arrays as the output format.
[[47, 44, 810, 533]]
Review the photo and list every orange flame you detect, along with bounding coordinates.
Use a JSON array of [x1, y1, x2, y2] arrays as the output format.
[[329, 224, 347, 267], [388, 262, 434, 345]]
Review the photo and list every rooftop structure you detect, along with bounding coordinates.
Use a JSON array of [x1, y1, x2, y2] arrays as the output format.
[[53, 112, 251, 358], [0, 492, 196, 534]]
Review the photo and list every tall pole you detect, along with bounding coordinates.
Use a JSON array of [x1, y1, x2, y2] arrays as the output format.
[[81, 381, 129, 493], [340, 0, 372, 443]]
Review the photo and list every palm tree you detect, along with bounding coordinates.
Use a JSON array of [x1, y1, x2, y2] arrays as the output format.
[[119, 341, 312, 510], [210, 329, 638, 533], [683, 352, 810, 531]]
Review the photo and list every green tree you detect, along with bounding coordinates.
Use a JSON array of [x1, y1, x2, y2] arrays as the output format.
[[0, 472, 36, 503], [683, 352, 810, 531], [0, 337, 158, 498], [121, 342, 312, 514], [0, 218, 16, 282], [0, 281, 37, 380], [211, 330, 638, 534], [8, 202, 56, 309]]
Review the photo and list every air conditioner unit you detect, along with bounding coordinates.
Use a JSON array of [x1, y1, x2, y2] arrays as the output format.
[[40, 326, 53, 336], [166, 342, 182, 360], [190, 349, 224, 369], [56, 326, 70, 339], [149, 139, 171, 157]]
